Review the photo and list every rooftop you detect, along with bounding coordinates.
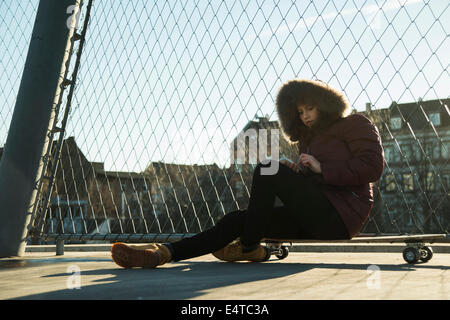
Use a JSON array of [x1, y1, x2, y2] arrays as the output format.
[[1, 244, 449, 301]]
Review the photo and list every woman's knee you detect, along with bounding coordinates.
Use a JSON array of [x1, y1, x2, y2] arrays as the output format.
[[219, 209, 246, 225]]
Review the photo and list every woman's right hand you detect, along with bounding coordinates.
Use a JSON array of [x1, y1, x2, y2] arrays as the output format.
[[280, 159, 300, 173]]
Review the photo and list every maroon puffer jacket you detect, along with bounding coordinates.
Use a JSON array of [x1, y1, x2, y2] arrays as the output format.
[[297, 114, 385, 238]]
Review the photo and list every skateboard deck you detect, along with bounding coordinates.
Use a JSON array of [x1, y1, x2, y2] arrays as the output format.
[[262, 233, 447, 264], [263, 233, 446, 244]]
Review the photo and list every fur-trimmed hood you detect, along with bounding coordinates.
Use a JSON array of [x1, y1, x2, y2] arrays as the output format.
[[275, 79, 351, 144]]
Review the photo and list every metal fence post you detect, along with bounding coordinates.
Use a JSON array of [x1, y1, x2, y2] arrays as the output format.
[[56, 239, 65, 256], [0, 0, 81, 257]]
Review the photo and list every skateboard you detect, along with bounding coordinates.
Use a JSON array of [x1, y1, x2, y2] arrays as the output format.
[[262, 233, 447, 264]]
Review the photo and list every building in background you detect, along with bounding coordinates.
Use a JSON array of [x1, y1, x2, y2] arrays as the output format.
[[361, 98, 449, 234], [2, 98, 447, 240]]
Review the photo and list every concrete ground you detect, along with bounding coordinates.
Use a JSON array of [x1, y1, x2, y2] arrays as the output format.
[[0, 244, 449, 300]]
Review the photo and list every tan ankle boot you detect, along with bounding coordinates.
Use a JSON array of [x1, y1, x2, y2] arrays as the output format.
[[111, 242, 172, 269], [213, 241, 269, 262], [155, 244, 172, 265]]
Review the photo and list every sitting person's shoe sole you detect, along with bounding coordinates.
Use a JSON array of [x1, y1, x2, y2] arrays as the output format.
[[111, 242, 160, 268]]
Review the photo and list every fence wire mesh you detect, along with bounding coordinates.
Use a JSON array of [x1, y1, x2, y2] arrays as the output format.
[[0, 0, 449, 243]]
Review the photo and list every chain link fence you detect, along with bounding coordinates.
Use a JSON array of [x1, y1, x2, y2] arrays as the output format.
[[1, 0, 449, 244]]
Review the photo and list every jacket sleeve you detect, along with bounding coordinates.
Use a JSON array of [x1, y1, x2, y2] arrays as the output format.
[[320, 115, 385, 186]]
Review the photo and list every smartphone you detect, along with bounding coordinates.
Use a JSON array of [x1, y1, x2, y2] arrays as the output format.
[[279, 156, 293, 163]]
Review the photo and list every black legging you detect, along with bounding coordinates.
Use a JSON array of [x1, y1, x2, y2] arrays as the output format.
[[169, 160, 349, 261]]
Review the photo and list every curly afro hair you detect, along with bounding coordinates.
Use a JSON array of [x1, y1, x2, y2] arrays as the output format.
[[275, 79, 351, 144]]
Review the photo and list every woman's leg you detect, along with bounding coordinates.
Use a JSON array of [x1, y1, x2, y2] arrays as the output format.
[[166, 161, 299, 260], [168, 160, 347, 261], [168, 209, 246, 261], [240, 160, 349, 248], [111, 160, 348, 267]]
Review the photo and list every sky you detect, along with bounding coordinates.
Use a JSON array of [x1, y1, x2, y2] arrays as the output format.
[[0, 0, 449, 172]]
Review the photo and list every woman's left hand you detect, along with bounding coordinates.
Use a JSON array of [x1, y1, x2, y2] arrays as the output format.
[[299, 153, 322, 174]]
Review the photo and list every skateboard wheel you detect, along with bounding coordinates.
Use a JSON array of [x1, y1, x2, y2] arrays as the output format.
[[419, 246, 433, 263], [403, 247, 420, 264], [275, 246, 289, 260]]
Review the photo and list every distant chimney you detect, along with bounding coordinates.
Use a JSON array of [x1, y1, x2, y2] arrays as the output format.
[[365, 102, 372, 113]]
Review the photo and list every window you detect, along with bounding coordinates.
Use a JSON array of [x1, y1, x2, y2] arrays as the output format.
[[412, 144, 421, 161], [391, 117, 402, 129], [384, 146, 393, 162], [443, 174, 450, 189], [393, 147, 401, 163], [49, 199, 87, 233], [400, 145, 412, 162], [441, 142, 449, 159], [422, 142, 440, 160], [426, 172, 435, 191], [235, 181, 244, 198], [424, 142, 433, 159], [403, 173, 414, 191], [429, 113, 440, 126], [385, 174, 396, 191], [432, 142, 440, 159]]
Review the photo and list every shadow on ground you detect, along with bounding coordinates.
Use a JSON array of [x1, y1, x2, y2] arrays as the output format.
[[9, 257, 450, 300]]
